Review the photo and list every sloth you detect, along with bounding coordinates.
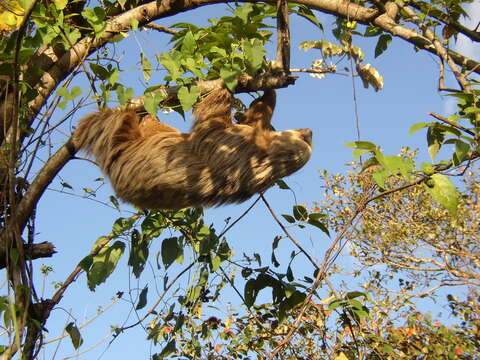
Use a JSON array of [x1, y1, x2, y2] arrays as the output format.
[[73, 88, 312, 210]]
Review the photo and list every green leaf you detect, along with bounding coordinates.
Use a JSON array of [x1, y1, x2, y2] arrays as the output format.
[[211, 255, 221, 271], [272, 235, 281, 250], [112, 217, 135, 235], [276, 179, 291, 190], [60, 182, 73, 190], [344, 141, 377, 150], [65, 322, 83, 349], [82, 7, 106, 35], [346, 291, 367, 299], [109, 68, 119, 86], [281, 214, 296, 223], [364, 26, 382, 37], [87, 241, 125, 291], [116, 85, 134, 105], [181, 31, 196, 55], [424, 174, 459, 215], [79, 254, 93, 272], [372, 169, 388, 189], [421, 162, 435, 175], [130, 18, 139, 30], [177, 85, 200, 112], [54, 0, 68, 10], [173, 313, 185, 333], [293, 205, 308, 221], [159, 52, 184, 81], [220, 66, 239, 92], [286, 266, 294, 282], [186, 285, 201, 303], [374, 34, 392, 58], [409, 122, 428, 135], [18, 48, 34, 64], [233, 3, 253, 23], [128, 230, 149, 278], [427, 124, 445, 161], [379, 155, 413, 179], [161, 237, 182, 269], [328, 299, 342, 310], [353, 149, 370, 158], [243, 38, 265, 74], [89, 63, 109, 80], [141, 53, 152, 82], [109, 196, 120, 211], [71, 86, 82, 98], [244, 279, 258, 307], [293, 5, 323, 31], [452, 139, 470, 166], [307, 218, 330, 236], [135, 286, 148, 310], [154, 340, 176, 359], [143, 90, 165, 116]]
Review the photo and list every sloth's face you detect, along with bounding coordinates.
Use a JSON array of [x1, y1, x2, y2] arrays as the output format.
[[268, 128, 313, 177]]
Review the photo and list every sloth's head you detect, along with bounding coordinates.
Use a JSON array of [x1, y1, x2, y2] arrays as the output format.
[[268, 128, 313, 177]]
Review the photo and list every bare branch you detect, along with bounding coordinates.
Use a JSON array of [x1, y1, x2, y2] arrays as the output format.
[[428, 112, 476, 136], [144, 22, 179, 34]]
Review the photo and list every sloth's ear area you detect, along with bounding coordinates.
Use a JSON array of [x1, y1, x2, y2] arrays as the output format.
[[241, 89, 276, 131]]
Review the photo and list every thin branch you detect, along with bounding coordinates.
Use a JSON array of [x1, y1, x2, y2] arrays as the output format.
[[219, 195, 262, 237], [43, 295, 120, 345], [428, 112, 476, 136], [60, 332, 112, 360], [261, 195, 319, 270], [144, 22, 179, 34], [116, 261, 196, 333]]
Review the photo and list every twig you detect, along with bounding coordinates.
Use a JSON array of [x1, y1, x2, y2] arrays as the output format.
[[219, 195, 261, 237], [116, 261, 196, 332], [290, 67, 340, 75], [261, 195, 319, 270], [428, 112, 476, 136], [43, 295, 120, 345], [60, 332, 112, 360], [144, 23, 179, 34]]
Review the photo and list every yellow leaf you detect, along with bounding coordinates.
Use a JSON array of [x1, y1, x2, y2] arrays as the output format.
[[53, 0, 68, 10], [335, 352, 350, 360], [320, 295, 336, 304], [0, 1, 24, 32]]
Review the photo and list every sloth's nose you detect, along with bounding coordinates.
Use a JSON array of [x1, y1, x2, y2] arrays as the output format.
[[298, 128, 312, 145]]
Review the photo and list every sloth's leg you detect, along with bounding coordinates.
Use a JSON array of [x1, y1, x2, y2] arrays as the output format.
[[139, 114, 180, 138], [241, 89, 276, 131]]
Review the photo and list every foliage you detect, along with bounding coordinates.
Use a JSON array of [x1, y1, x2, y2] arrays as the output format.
[[319, 152, 480, 289]]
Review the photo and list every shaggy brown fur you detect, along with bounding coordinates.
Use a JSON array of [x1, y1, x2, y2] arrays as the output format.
[[73, 89, 312, 209]]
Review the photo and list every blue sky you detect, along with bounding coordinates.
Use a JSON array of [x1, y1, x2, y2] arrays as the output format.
[[10, 2, 479, 359]]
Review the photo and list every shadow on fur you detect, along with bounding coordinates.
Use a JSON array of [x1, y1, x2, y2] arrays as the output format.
[[74, 89, 312, 210]]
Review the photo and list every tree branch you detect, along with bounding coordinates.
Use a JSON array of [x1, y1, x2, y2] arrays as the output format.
[[0, 241, 56, 269], [9, 0, 479, 140]]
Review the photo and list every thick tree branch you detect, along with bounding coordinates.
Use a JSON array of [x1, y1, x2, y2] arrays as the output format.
[[12, 0, 480, 136], [273, 0, 291, 71], [409, 1, 480, 42], [0, 242, 56, 269]]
